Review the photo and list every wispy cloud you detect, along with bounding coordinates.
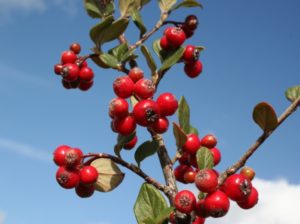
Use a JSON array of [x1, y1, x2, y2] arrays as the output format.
[[0, 137, 51, 163]]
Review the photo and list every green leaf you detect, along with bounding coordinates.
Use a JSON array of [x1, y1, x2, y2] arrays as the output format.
[[135, 140, 160, 167], [114, 132, 136, 157], [170, 0, 203, 12], [119, 0, 136, 17], [143, 217, 156, 224], [141, 45, 157, 75], [134, 183, 168, 224], [120, 48, 138, 62], [99, 53, 120, 68], [158, 46, 184, 74], [173, 122, 187, 148], [132, 9, 147, 38], [189, 125, 199, 136], [108, 43, 129, 61], [253, 102, 278, 132], [101, 18, 130, 44], [159, 0, 177, 12], [178, 96, 190, 134], [153, 39, 164, 62], [196, 147, 214, 170], [84, 0, 115, 18], [154, 207, 174, 224], [285, 85, 300, 103], [90, 15, 114, 45]]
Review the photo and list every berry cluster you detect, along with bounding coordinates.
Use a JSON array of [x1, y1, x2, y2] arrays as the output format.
[[53, 145, 98, 198], [109, 67, 178, 149], [171, 134, 258, 223], [54, 43, 94, 91]]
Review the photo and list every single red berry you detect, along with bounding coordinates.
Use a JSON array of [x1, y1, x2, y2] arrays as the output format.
[[182, 134, 201, 154], [70, 80, 80, 89], [165, 27, 186, 48], [61, 79, 72, 89], [201, 134, 217, 149], [184, 15, 198, 31], [123, 135, 138, 150], [149, 117, 169, 134], [164, 27, 173, 35], [174, 165, 193, 183], [53, 145, 70, 166], [78, 67, 94, 82], [54, 64, 63, 75], [210, 147, 221, 166], [132, 99, 160, 127], [237, 187, 259, 209], [113, 76, 134, 98], [195, 199, 209, 218], [181, 24, 194, 39], [64, 148, 83, 169], [204, 190, 230, 218], [195, 169, 218, 193], [113, 115, 136, 136], [156, 92, 178, 116], [183, 45, 200, 64], [192, 216, 205, 224], [178, 152, 191, 165], [183, 170, 196, 183], [79, 165, 98, 185], [69, 43, 81, 54], [223, 174, 252, 202], [61, 50, 77, 64], [133, 79, 156, 99], [128, 67, 144, 83], [56, 166, 80, 189], [189, 153, 198, 168], [240, 166, 256, 181], [78, 80, 93, 91], [174, 190, 196, 214], [184, 60, 203, 78], [61, 63, 79, 82], [75, 183, 95, 198], [160, 35, 172, 50], [109, 97, 129, 119]]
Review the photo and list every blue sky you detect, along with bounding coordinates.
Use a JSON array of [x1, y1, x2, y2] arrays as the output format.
[[0, 0, 299, 224]]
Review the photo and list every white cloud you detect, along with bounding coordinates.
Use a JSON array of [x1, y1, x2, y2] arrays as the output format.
[[0, 137, 51, 163]]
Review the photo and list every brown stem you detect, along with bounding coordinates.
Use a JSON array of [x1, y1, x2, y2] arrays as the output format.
[[218, 96, 300, 185]]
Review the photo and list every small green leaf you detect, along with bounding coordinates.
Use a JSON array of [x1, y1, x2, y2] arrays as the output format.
[[196, 147, 214, 170], [120, 48, 138, 62], [143, 217, 156, 224], [134, 183, 168, 224], [253, 102, 278, 132], [89, 15, 114, 45], [158, 46, 184, 74], [285, 85, 300, 103], [84, 0, 115, 18], [154, 207, 174, 224], [99, 53, 120, 68], [159, 0, 177, 12], [178, 96, 190, 134], [101, 18, 130, 44], [170, 0, 203, 11], [153, 39, 164, 62], [141, 45, 157, 75], [108, 43, 129, 61], [132, 9, 147, 38], [173, 122, 187, 148], [135, 140, 160, 167], [189, 125, 199, 136]]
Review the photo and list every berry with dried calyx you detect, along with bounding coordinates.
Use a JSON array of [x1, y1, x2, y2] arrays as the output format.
[[133, 79, 155, 99], [109, 97, 129, 119], [195, 169, 218, 193], [223, 174, 252, 202], [64, 148, 83, 169], [165, 27, 186, 48], [184, 60, 203, 78], [113, 76, 134, 98], [204, 190, 230, 218], [183, 45, 199, 64], [132, 99, 160, 127], [56, 166, 80, 189], [174, 190, 196, 214], [61, 63, 79, 82], [237, 187, 259, 209], [128, 67, 144, 83]]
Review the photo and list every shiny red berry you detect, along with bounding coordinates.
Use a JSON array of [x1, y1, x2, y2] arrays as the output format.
[[61, 79, 72, 89], [174, 190, 196, 214], [62, 63, 79, 82], [184, 60, 203, 78], [123, 135, 138, 150], [109, 97, 129, 119], [174, 164, 193, 183], [192, 216, 205, 224], [64, 148, 83, 169], [78, 80, 93, 91], [237, 186, 259, 209], [78, 67, 94, 82], [113, 115, 136, 136], [183, 45, 199, 64], [133, 79, 155, 99], [165, 27, 186, 48], [56, 166, 80, 189], [181, 24, 194, 39], [53, 145, 70, 166], [184, 15, 198, 31], [69, 43, 81, 54], [79, 165, 98, 185], [113, 76, 134, 98], [201, 134, 217, 149], [183, 170, 196, 183], [182, 134, 201, 154], [61, 50, 77, 64], [223, 174, 252, 202], [149, 117, 169, 134], [160, 35, 172, 50], [54, 64, 63, 75], [75, 183, 95, 198], [132, 99, 160, 127], [128, 67, 144, 83], [204, 190, 230, 218], [210, 147, 221, 166], [195, 199, 209, 218], [156, 92, 178, 116], [178, 152, 191, 165], [195, 169, 218, 193]]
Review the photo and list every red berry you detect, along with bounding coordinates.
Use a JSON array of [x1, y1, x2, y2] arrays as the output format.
[[184, 15, 198, 31], [164, 27, 173, 35], [56, 166, 80, 189], [133, 79, 155, 99], [64, 148, 83, 169], [70, 80, 80, 89], [54, 64, 63, 75], [237, 187, 259, 209], [69, 43, 81, 54], [195, 199, 209, 218], [181, 24, 194, 39], [132, 99, 160, 127], [223, 174, 252, 202], [184, 60, 203, 78], [76, 57, 88, 68], [113, 115, 136, 136], [78, 80, 93, 91], [240, 166, 256, 181], [182, 134, 201, 154], [192, 216, 205, 224], [204, 190, 230, 218], [79, 165, 98, 184], [128, 67, 144, 83], [75, 183, 95, 198], [123, 135, 138, 150], [61, 50, 77, 64], [189, 153, 198, 168], [195, 169, 218, 193], [183, 45, 199, 64], [178, 152, 191, 165], [149, 117, 169, 134], [62, 63, 79, 82], [156, 92, 178, 116], [183, 170, 196, 183], [78, 67, 94, 82], [169, 211, 176, 224], [160, 35, 172, 50], [165, 27, 186, 48], [113, 76, 134, 98], [61, 79, 72, 89], [53, 145, 70, 166], [201, 134, 217, 149], [210, 147, 221, 166], [174, 165, 193, 183], [109, 97, 129, 119], [174, 190, 196, 214]]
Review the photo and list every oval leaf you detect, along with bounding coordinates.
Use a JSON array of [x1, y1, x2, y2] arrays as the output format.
[[196, 147, 214, 170], [101, 18, 130, 44], [99, 53, 120, 68], [285, 85, 300, 103], [173, 122, 187, 148], [91, 158, 125, 192], [134, 183, 168, 224], [89, 15, 114, 45], [178, 96, 190, 134], [158, 46, 184, 74], [170, 0, 203, 11], [189, 125, 199, 136], [119, 0, 136, 17], [253, 102, 278, 132], [132, 9, 147, 38], [154, 207, 174, 224], [135, 140, 159, 167], [141, 45, 157, 75], [84, 0, 102, 18]]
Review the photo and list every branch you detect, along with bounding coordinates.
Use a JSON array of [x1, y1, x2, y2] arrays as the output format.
[[218, 96, 300, 185]]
